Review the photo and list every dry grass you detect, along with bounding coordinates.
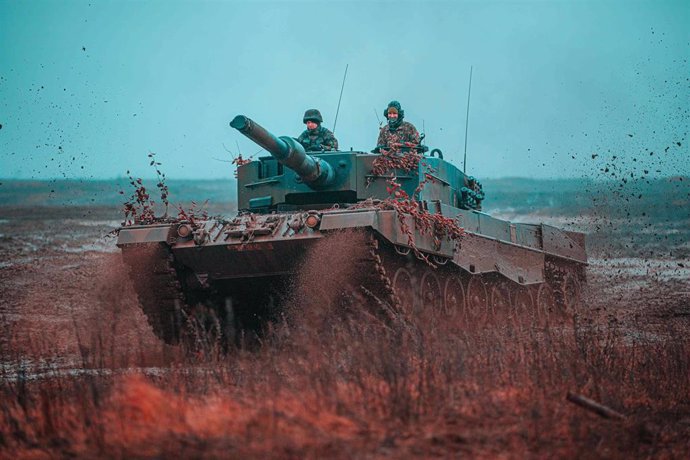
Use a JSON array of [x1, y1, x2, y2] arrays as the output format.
[[1, 237, 689, 458], [2, 290, 690, 458]]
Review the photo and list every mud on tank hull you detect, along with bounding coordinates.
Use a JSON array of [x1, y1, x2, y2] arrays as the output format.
[[117, 205, 587, 347]]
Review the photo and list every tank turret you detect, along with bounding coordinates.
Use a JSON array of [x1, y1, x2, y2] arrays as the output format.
[[230, 115, 335, 188]]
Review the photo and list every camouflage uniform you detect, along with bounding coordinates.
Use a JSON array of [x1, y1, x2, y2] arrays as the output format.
[[376, 121, 420, 151], [297, 126, 339, 152]]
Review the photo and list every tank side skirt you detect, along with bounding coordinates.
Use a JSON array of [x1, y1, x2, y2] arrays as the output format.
[[117, 225, 171, 245]]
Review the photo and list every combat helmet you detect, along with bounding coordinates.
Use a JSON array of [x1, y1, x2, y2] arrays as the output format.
[[383, 100, 405, 120], [303, 109, 323, 124]]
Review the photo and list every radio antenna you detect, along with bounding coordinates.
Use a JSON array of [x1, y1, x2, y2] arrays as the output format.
[[332, 64, 348, 133], [463, 66, 473, 173], [374, 107, 382, 126]]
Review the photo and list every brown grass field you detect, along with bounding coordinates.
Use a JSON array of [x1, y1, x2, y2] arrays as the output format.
[[1, 185, 689, 458]]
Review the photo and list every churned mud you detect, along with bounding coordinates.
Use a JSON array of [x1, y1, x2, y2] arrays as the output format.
[[1, 201, 689, 458]]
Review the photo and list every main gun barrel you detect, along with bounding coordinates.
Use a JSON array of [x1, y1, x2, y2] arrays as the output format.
[[230, 115, 334, 187]]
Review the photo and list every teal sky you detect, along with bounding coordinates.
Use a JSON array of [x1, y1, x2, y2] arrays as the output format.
[[1, 0, 688, 180]]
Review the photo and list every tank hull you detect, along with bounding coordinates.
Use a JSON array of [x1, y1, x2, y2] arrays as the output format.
[[117, 205, 586, 347]]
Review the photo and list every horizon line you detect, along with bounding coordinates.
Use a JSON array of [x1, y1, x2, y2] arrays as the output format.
[[1, 175, 688, 183]]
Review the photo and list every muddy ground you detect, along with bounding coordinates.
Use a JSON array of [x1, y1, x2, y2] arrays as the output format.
[[1, 199, 689, 458]]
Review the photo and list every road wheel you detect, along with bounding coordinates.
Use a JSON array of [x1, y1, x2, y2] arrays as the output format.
[[511, 286, 534, 328], [466, 275, 489, 324], [489, 281, 511, 321], [443, 274, 466, 319], [392, 267, 416, 313], [420, 269, 443, 310]]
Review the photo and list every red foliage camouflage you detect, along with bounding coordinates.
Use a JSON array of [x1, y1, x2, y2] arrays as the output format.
[[120, 153, 205, 226], [121, 176, 156, 225], [232, 155, 251, 177], [362, 146, 465, 267], [370, 143, 423, 178], [232, 154, 252, 167], [176, 200, 209, 226]]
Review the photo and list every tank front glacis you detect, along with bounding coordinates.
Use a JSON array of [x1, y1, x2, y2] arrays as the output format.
[[117, 114, 587, 348]]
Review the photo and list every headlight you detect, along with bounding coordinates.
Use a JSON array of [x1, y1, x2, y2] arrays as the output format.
[[305, 213, 321, 229], [177, 224, 193, 238]]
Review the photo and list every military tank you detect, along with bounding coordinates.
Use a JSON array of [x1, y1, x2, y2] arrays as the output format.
[[117, 115, 587, 347]]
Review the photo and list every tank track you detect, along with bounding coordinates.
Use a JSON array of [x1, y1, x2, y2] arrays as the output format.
[[122, 242, 288, 351], [122, 233, 587, 348], [354, 231, 587, 328], [121, 242, 185, 344], [357, 234, 411, 325]]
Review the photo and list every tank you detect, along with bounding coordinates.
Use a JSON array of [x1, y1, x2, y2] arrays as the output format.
[[117, 115, 587, 348]]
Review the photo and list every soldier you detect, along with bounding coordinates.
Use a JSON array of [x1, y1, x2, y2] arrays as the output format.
[[297, 109, 339, 152], [374, 101, 420, 153]]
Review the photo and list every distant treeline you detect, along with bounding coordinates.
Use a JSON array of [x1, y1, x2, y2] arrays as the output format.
[[0, 177, 687, 221], [0, 179, 237, 208]]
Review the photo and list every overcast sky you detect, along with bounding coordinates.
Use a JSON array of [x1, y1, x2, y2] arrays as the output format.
[[1, 0, 688, 180]]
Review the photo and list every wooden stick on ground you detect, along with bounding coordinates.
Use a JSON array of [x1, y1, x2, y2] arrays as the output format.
[[566, 392, 627, 421]]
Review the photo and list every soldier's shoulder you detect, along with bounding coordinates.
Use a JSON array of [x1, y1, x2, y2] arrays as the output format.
[[402, 121, 418, 130], [319, 126, 334, 135]]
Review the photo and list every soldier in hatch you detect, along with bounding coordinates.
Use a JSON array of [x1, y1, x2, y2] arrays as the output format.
[[374, 100, 420, 153], [297, 109, 339, 152]]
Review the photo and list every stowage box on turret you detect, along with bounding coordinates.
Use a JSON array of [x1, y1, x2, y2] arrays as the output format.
[[117, 115, 587, 347]]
